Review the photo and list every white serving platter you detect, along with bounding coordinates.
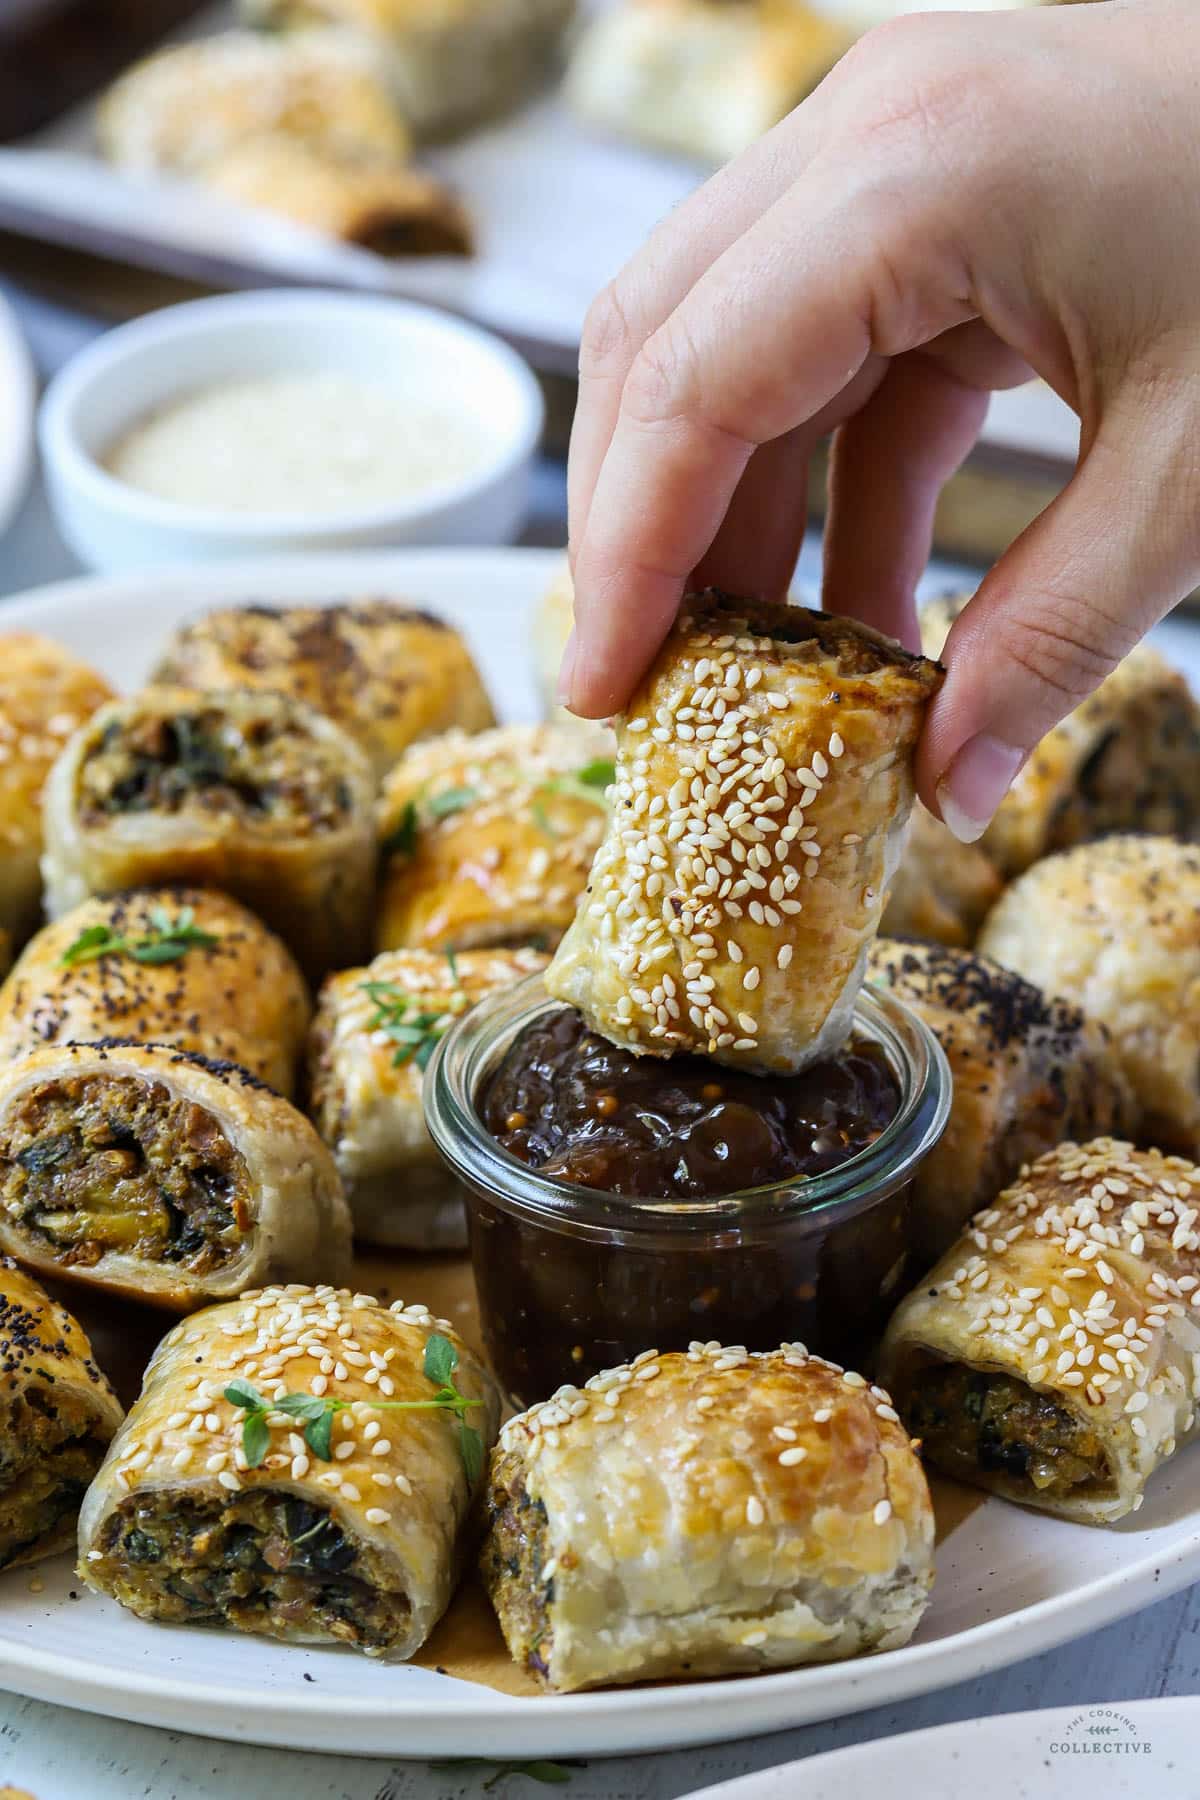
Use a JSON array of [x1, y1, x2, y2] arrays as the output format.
[[0, 293, 35, 538], [0, 547, 1195, 1760]]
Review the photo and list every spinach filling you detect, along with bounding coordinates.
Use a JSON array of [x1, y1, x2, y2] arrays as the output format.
[[906, 1363, 1110, 1498]]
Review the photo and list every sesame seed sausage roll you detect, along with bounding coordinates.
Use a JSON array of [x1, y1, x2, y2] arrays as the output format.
[[152, 602, 495, 787], [376, 722, 614, 953], [0, 887, 310, 1100], [80, 1288, 502, 1658], [482, 1342, 934, 1692], [0, 1042, 351, 1311], [307, 945, 548, 1247], [41, 687, 375, 985], [546, 592, 941, 1073], [881, 1141, 1200, 1525], [868, 941, 1136, 1267], [881, 803, 1002, 949], [0, 634, 114, 949], [0, 1258, 122, 1568], [977, 836, 1200, 1156]]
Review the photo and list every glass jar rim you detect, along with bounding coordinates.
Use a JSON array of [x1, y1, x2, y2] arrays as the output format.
[[424, 973, 951, 1242]]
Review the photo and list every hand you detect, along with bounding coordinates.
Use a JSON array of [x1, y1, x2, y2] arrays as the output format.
[[562, 0, 1200, 841]]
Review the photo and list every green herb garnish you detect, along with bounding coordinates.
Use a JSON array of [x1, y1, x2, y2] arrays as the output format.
[[427, 785, 477, 820], [361, 979, 459, 1072], [224, 1332, 485, 1481], [380, 799, 418, 861], [575, 757, 616, 790], [61, 905, 218, 969], [531, 759, 615, 836]]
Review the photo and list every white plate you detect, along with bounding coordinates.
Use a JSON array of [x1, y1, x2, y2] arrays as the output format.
[[0, 293, 35, 537], [0, 547, 1197, 1761], [683, 1696, 1199, 1800]]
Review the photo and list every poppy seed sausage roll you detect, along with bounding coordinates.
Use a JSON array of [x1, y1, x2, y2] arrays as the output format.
[[880, 1141, 1200, 1525], [0, 1041, 351, 1310], [0, 887, 310, 1099], [0, 1258, 122, 1568], [482, 1342, 934, 1692], [546, 592, 941, 1073], [880, 803, 1002, 949], [80, 1287, 502, 1657], [41, 687, 375, 983]]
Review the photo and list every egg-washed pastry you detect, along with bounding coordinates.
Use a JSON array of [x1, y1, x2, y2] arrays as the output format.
[[80, 1287, 501, 1657], [0, 888, 309, 1100], [0, 1041, 351, 1311], [868, 939, 1136, 1267], [921, 595, 1200, 876], [546, 591, 941, 1074], [308, 945, 548, 1247], [152, 602, 494, 788], [881, 802, 1003, 949], [532, 560, 575, 723], [565, 0, 851, 166], [41, 686, 375, 985], [881, 1140, 1200, 1525], [240, 0, 576, 141], [482, 1341, 934, 1691], [376, 721, 615, 953], [0, 1258, 122, 1569], [0, 633, 114, 951], [977, 836, 1200, 1156]]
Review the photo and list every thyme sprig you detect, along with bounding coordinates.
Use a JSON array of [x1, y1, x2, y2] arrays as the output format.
[[361, 958, 465, 1071], [61, 905, 219, 969], [532, 757, 615, 837], [224, 1332, 485, 1483]]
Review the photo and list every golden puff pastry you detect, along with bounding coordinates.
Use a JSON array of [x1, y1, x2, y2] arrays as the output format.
[[881, 1140, 1200, 1525], [41, 686, 376, 984], [0, 1258, 123, 1569], [80, 1287, 502, 1657], [307, 945, 548, 1247], [0, 634, 114, 951], [0, 1041, 351, 1312], [153, 602, 493, 789], [482, 1341, 934, 1691], [546, 591, 941, 1074], [921, 596, 1200, 876], [881, 802, 1003, 949], [0, 887, 310, 1100], [532, 559, 576, 724], [376, 721, 614, 954], [868, 939, 1136, 1267], [977, 836, 1200, 1156], [565, 0, 850, 165]]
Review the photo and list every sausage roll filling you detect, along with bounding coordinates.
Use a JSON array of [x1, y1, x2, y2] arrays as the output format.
[[904, 1364, 1109, 1501]]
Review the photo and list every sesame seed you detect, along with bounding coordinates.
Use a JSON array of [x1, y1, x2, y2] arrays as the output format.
[[746, 1496, 765, 1526], [873, 1500, 892, 1526], [365, 1508, 391, 1526], [778, 1446, 808, 1466]]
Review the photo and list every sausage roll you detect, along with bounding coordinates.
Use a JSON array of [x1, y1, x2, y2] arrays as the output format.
[[0, 887, 310, 1100], [0, 1041, 351, 1311], [482, 1342, 934, 1692], [880, 1140, 1200, 1525], [307, 945, 548, 1248], [376, 721, 614, 954], [0, 1258, 122, 1568], [152, 602, 494, 788], [868, 939, 1136, 1267], [0, 634, 114, 950], [80, 1287, 502, 1657], [565, 0, 850, 165], [921, 595, 1200, 876], [41, 686, 375, 985], [977, 835, 1200, 1156], [546, 591, 941, 1074], [881, 802, 1003, 949]]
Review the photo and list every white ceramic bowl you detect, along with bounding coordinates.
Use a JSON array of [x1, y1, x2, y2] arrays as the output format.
[[38, 290, 545, 573]]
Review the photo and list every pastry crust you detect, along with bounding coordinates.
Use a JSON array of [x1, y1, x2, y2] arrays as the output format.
[[152, 602, 494, 787], [532, 560, 576, 724], [0, 1257, 122, 1568], [79, 1287, 501, 1657], [41, 686, 376, 984], [546, 592, 941, 1074], [881, 802, 1003, 949], [977, 835, 1200, 1155], [0, 633, 114, 950], [307, 945, 548, 1247], [0, 887, 310, 1100], [376, 721, 614, 953], [482, 1341, 934, 1692], [566, 0, 850, 165], [880, 1140, 1200, 1525], [868, 939, 1137, 1266], [0, 1041, 352, 1311]]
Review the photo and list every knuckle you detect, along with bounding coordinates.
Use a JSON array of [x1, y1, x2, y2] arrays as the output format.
[[995, 603, 1129, 714], [580, 281, 639, 383], [621, 317, 697, 429], [835, 19, 1002, 171]]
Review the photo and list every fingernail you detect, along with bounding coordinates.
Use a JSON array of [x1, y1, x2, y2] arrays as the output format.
[[555, 628, 579, 709], [936, 734, 1024, 843]]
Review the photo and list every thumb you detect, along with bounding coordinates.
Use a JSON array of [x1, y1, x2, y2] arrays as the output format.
[[917, 402, 1200, 840]]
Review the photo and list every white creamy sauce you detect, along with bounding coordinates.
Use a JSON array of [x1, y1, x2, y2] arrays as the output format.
[[102, 371, 493, 516]]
